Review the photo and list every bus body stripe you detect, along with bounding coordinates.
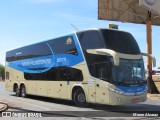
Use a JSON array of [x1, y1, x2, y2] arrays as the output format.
[[7, 33, 84, 73]]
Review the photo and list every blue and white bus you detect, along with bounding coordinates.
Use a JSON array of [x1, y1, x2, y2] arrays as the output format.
[[5, 28, 156, 107]]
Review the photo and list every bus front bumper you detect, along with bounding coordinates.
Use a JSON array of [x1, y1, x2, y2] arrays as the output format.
[[109, 92, 147, 105]]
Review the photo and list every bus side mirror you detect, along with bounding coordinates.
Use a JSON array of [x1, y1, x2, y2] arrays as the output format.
[[86, 49, 119, 66], [142, 53, 156, 67]]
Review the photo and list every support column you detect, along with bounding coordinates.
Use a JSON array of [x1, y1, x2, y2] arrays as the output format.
[[146, 19, 152, 93], [146, 11, 159, 94]]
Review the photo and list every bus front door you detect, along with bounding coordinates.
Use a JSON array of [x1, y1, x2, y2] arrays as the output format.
[[95, 63, 110, 104], [95, 78, 109, 104]]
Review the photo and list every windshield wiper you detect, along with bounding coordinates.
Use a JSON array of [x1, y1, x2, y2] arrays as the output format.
[[133, 76, 146, 84]]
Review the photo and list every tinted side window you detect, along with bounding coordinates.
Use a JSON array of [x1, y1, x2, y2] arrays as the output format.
[[24, 66, 83, 81], [48, 36, 78, 55], [25, 72, 46, 80], [95, 63, 112, 82], [6, 51, 15, 62], [82, 51, 109, 76], [15, 42, 52, 61], [6, 71, 9, 80], [45, 68, 60, 80], [77, 31, 104, 50], [60, 67, 83, 81]]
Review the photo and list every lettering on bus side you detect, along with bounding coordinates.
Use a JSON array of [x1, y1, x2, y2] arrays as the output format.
[[56, 58, 66, 63], [21, 59, 52, 67]]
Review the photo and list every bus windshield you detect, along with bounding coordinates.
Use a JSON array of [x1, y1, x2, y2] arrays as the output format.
[[112, 59, 146, 86]]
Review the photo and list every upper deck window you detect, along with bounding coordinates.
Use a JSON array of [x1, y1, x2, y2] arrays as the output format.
[[47, 36, 78, 55], [6, 42, 52, 62], [77, 30, 105, 50], [100, 29, 141, 55]]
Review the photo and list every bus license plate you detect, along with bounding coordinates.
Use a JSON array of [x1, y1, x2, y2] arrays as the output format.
[[132, 98, 139, 103]]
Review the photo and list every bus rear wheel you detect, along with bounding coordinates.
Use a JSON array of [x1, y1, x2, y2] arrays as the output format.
[[20, 85, 27, 98], [73, 88, 88, 107], [15, 86, 20, 97]]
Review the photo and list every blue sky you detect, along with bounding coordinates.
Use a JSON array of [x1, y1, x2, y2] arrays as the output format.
[[0, 0, 160, 70]]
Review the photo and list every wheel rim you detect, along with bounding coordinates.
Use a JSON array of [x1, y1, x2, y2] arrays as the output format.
[[16, 87, 19, 96], [78, 93, 85, 103], [21, 87, 25, 97]]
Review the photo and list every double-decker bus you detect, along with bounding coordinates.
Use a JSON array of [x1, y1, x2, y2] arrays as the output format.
[[5, 28, 156, 107]]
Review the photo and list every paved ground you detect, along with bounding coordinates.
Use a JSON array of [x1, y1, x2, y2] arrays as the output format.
[[0, 81, 160, 120], [0, 85, 160, 112], [0, 102, 8, 111], [0, 94, 160, 112], [147, 93, 160, 99], [0, 81, 8, 111]]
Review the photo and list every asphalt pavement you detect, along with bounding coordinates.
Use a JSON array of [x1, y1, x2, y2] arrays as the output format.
[[0, 93, 160, 112], [0, 101, 8, 112], [0, 80, 160, 112]]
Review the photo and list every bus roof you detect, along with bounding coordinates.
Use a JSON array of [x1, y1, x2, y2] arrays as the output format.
[[75, 28, 130, 34], [6, 28, 130, 52]]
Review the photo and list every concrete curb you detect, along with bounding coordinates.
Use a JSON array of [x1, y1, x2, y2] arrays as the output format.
[[0, 102, 8, 112], [147, 93, 160, 100]]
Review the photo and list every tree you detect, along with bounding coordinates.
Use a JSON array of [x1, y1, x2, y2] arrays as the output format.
[[0, 65, 5, 80]]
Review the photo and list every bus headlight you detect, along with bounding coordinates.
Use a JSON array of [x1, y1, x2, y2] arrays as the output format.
[[108, 88, 125, 95]]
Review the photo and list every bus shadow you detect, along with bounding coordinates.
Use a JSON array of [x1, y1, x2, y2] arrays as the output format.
[[90, 103, 160, 111], [10, 94, 75, 106]]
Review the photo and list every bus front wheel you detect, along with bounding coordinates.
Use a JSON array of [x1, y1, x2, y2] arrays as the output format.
[[73, 88, 88, 107], [20, 85, 27, 98]]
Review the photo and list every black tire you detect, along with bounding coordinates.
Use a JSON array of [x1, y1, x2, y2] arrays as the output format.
[[73, 88, 88, 107], [15, 86, 20, 97], [20, 85, 27, 98]]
